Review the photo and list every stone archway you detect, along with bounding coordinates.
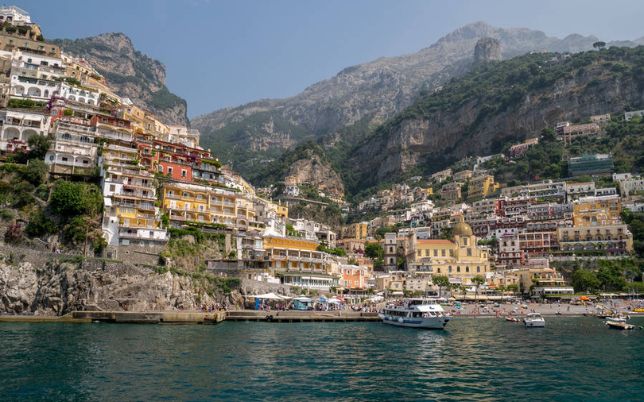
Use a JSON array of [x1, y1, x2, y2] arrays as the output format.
[[26, 87, 41, 97], [3, 127, 20, 140], [21, 129, 38, 142]]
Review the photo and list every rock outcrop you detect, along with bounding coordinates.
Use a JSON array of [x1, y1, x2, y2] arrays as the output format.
[[52, 33, 188, 125], [0, 256, 236, 315], [474, 37, 501, 63], [285, 153, 345, 199]]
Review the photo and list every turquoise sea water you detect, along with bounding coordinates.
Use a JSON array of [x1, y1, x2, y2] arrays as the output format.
[[0, 317, 642, 401]]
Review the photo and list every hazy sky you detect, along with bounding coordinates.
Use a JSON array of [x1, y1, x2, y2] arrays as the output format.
[[14, 0, 644, 118]]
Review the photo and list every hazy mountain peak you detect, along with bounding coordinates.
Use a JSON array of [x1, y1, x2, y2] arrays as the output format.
[[437, 21, 496, 43]]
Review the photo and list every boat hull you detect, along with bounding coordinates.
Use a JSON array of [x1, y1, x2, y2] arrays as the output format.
[[605, 321, 635, 330], [524, 320, 545, 328], [379, 313, 449, 329]]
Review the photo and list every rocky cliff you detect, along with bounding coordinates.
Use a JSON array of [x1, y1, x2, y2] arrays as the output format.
[[193, 22, 635, 178], [474, 37, 502, 63], [285, 152, 345, 199], [347, 46, 644, 189], [0, 254, 240, 315], [52, 33, 188, 125]]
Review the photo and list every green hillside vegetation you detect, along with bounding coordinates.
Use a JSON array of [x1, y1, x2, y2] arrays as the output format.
[[484, 117, 644, 186], [340, 46, 644, 194]]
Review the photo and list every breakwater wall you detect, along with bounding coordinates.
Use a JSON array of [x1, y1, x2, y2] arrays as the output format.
[[0, 310, 377, 324]]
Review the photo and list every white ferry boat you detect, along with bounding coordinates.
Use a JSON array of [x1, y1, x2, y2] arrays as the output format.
[[379, 299, 450, 329]]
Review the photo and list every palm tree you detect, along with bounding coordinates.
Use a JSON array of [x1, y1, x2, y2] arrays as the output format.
[[472, 275, 486, 304], [432, 275, 450, 299]]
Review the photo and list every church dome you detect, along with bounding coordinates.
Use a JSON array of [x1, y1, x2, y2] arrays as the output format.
[[452, 215, 473, 237]]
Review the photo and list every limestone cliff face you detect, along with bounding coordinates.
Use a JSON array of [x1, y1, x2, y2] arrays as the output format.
[[285, 153, 345, 199], [349, 47, 644, 188], [474, 37, 502, 63], [51, 33, 188, 125], [0, 258, 236, 315], [193, 21, 629, 180]]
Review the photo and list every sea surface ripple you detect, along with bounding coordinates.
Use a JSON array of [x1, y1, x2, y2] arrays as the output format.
[[0, 317, 642, 401]]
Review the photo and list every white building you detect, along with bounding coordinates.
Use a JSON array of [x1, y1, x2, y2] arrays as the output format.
[[0, 109, 49, 150], [57, 82, 100, 106], [0, 6, 31, 25], [166, 125, 200, 148], [624, 110, 644, 121], [45, 119, 99, 176], [616, 176, 644, 198]]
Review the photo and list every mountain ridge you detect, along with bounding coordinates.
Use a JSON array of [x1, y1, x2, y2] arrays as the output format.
[[192, 22, 641, 187], [51, 32, 189, 126]]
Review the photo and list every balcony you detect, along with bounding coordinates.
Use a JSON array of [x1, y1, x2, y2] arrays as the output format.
[[4, 118, 42, 129]]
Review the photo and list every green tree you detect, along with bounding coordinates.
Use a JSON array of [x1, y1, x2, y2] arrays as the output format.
[[317, 244, 347, 257], [541, 127, 556, 142], [365, 243, 384, 260], [596, 262, 626, 291], [25, 209, 56, 237], [27, 134, 52, 160], [23, 159, 48, 186], [593, 41, 606, 50], [472, 275, 486, 302], [432, 275, 450, 298], [50, 180, 102, 220], [571, 269, 601, 293], [506, 284, 519, 293]]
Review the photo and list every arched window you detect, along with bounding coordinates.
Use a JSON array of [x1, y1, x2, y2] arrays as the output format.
[[61, 133, 71, 140], [466, 266, 470, 273], [457, 266, 461, 273], [477, 266, 481, 272], [448, 266, 452, 273]]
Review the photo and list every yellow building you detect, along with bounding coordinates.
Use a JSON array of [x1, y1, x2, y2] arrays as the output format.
[[264, 236, 339, 289], [407, 215, 491, 285], [276, 202, 288, 219], [144, 113, 170, 139], [162, 182, 212, 224], [572, 195, 621, 226], [557, 224, 633, 255], [342, 222, 368, 240], [0, 32, 60, 57], [119, 103, 147, 134], [161, 181, 262, 231], [468, 174, 499, 200]]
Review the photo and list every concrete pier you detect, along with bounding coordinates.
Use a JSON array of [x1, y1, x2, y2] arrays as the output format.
[[226, 310, 380, 322], [0, 310, 378, 324], [0, 311, 226, 324], [71, 311, 227, 324]]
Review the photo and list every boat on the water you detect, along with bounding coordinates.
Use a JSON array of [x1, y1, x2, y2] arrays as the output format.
[[604, 314, 635, 329], [505, 316, 519, 322], [605, 316, 635, 330], [523, 313, 545, 328], [379, 299, 449, 329]]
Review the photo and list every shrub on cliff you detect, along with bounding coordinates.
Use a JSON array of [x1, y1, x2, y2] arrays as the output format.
[[49, 180, 102, 221], [4, 222, 24, 244]]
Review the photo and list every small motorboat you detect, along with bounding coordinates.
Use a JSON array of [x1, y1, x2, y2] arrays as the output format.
[[605, 318, 635, 330], [523, 313, 545, 328], [505, 316, 519, 322]]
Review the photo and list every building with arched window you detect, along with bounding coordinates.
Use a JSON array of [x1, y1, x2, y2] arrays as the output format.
[[405, 215, 492, 286]]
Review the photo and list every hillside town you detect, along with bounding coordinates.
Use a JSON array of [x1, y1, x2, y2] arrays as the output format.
[[0, 5, 642, 305]]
